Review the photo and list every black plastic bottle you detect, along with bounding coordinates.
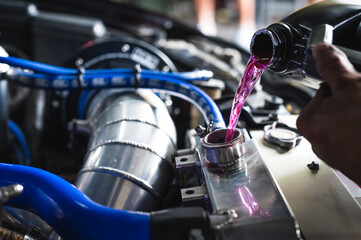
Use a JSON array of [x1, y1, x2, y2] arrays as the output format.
[[251, 0, 361, 80]]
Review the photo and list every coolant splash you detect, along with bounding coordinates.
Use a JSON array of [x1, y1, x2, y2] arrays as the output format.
[[225, 55, 269, 142]]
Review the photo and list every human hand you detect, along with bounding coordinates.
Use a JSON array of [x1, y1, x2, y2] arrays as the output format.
[[297, 43, 361, 185]]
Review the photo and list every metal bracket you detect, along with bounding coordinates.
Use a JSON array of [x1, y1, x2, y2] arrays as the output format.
[[181, 186, 207, 202], [175, 151, 199, 169]]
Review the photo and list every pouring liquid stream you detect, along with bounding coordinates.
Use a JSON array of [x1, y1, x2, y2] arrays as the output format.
[[225, 55, 270, 142]]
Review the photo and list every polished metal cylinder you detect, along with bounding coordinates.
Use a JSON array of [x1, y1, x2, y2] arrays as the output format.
[[75, 89, 177, 211], [201, 128, 246, 172], [0, 80, 8, 153], [0, 46, 9, 153]]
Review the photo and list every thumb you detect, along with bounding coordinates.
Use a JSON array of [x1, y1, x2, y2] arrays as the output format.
[[313, 43, 357, 92]]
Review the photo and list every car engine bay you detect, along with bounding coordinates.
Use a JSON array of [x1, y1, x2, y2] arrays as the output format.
[[0, 0, 361, 240]]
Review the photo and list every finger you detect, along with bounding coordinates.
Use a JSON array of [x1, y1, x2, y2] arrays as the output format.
[[297, 114, 327, 160], [296, 84, 329, 137], [309, 82, 331, 106], [313, 43, 357, 92], [299, 83, 329, 119]]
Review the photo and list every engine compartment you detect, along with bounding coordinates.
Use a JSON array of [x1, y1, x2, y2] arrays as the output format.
[[0, 1, 360, 240]]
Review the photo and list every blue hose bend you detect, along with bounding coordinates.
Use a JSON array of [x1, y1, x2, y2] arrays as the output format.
[[1, 56, 225, 128], [0, 163, 150, 240]]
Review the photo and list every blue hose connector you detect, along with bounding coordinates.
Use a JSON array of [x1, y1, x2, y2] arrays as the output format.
[[0, 163, 150, 240]]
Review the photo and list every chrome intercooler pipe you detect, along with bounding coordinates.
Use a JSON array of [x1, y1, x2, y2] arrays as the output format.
[[75, 89, 177, 211], [0, 46, 9, 153]]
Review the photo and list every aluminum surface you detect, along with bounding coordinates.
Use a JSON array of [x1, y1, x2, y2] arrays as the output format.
[[251, 116, 361, 240], [201, 138, 292, 215], [76, 89, 176, 211], [0, 46, 8, 152], [197, 131, 299, 239], [0, 80, 8, 152], [86, 89, 177, 144]]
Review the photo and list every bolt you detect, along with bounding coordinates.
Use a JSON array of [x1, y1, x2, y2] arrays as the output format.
[[0, 184, 24, 203], [195, 125, 206, 136], [162, 66, 170, 73], [307, 161, 319, 172], [121, 44, 130, 52], [75, 58, 84, 67]]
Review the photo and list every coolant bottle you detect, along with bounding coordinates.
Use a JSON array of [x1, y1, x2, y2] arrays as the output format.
[[250, 0, 361, 80]]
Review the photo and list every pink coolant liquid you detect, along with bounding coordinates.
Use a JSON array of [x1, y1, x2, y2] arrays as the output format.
[[225, 55, 270, 142]]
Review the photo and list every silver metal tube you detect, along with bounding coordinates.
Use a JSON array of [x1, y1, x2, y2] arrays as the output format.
[[0, 80, 8, 153], [0, 46, 9, 153], [75, 89, 177, 211]]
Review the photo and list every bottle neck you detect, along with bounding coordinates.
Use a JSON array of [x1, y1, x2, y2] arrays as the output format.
[[250, 23, 293, 72]]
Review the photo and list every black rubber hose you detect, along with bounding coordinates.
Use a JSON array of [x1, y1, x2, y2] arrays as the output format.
[[151, 207, 210, 240]]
